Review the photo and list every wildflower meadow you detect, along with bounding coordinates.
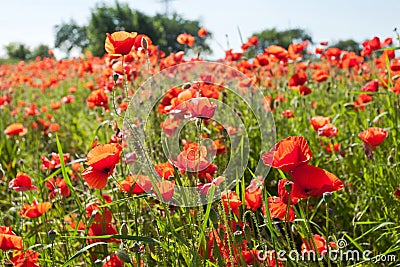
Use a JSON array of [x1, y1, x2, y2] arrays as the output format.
[[1, 26, 400, 267]]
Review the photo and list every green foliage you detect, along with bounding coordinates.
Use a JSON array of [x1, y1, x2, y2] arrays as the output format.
[[86, 2, 152, 57], [31, 44, 53, 59], [3, 43, 52, 61], [55, 1, 211, 57], [254, 27, 313, 50], [152, 13, 211, 54], [330, 39, 361, 54], [4, 42, 31, 60], [54, 19, 89, 57]]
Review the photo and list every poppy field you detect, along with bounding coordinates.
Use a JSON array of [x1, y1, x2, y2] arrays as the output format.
[[1, 29, 400, 266]]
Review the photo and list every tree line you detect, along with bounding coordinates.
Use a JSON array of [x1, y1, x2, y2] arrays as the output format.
[[2, 1, 363, 60]]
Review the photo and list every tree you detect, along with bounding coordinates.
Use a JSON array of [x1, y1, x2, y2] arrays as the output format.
[[330, 39, 361, 54], [152, 13, 211, 54], [31, 44, 53, 59], [253, 27, 313, 51], [54, 19, 89, 57], [86, 2, 158, 56], [4, 42, 31, 60], [54, 1, 211, 57]]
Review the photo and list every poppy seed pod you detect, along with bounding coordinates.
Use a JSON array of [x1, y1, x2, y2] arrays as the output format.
[[284, 181, 293, 193], [120, 223, 129, 236], [47, 230, 57, 242], [141, 37, 148, 50], [323, 192, 333, 203], [116, 250, 132, 263]]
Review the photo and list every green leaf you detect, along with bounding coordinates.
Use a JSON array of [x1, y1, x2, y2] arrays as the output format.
[[63, 242, 107, 266]]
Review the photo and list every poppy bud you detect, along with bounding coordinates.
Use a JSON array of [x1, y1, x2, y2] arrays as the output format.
[[113, 73, 119, 83], [323, 192, 333, 203], [94, 259, 103, 267], [48, 229, 57, 242], [141, 37, 148, 50], [233, 230, 243, 242], [209, 208, 219, 227], [284, 181, 293, 193], [182, 83, 191, 89], [130, 242, 144, 254], [117, 250, 132, 263], [243, 225, 252, 241], [387, 154, 394, 165], [120, 223, 129, 236], [344, 103, 355, 109]]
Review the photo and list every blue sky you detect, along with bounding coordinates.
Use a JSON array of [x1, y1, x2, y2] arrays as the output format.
[[1, 0, 399, 58]]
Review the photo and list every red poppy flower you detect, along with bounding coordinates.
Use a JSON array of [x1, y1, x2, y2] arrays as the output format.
[[160, 117, 180, 137], [10, 250, 40, 267], [175, 142, 211, 172], [197, 176, 225, 195], [361, 80, 379, 92], [179, 97, 217, 119], [245, 179, 263, 211], [290, 165, 344, 198], [324, 143, 342, 154], [20, 200, 51, 218], [263, 196, 295, 222], [391, 59, 400, 71], [394, 188, 400, 201], [88, 223, 119, 244], [177, 33, 195, 47], [86, 89, 109, 110], [195, 83, 220, 99], [103, 254, 124, 267], [312, 70, 329, 82], [281, 109, 294, 118], [315, 47, 324, 54], [317, 123, 338, 138], [155, 162, 175, 179], [119, 174, 152, 194], [358, 127, 388, 147], [50, 102, 61, 110], [264, 45, 288, 61], [310, 116, 330, 131], [277, 179, 300, 205], [221, 190, 242, 218], [9, 172, 37, 192], [241, 36, 258, 50], [133, 34, 152, 50], [45, 177, 70, 199], [353, 94, 373, 110], [254, 54, 269, 66], [301, 234, 337, 255], [82, 143, 123, 189], [325, 48, 342, 61], [288, 72, 307, 87], [86, 204, 113, 226], [82, 167, 111, 189], [0, 226, 23, 250], [225, 49, 243, 61], [105, 31, 138, 56], [41, 152, 70, 170], [198, 27, 208, 37], [4, 123, 27, 136], [154, 180, 175, 202], [198, 163, 218, 180], [262, 136, 312, 172], [296, 85, 312, 96]]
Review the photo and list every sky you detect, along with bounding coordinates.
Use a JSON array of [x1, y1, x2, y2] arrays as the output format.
[[1, 0, 399, 59]]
